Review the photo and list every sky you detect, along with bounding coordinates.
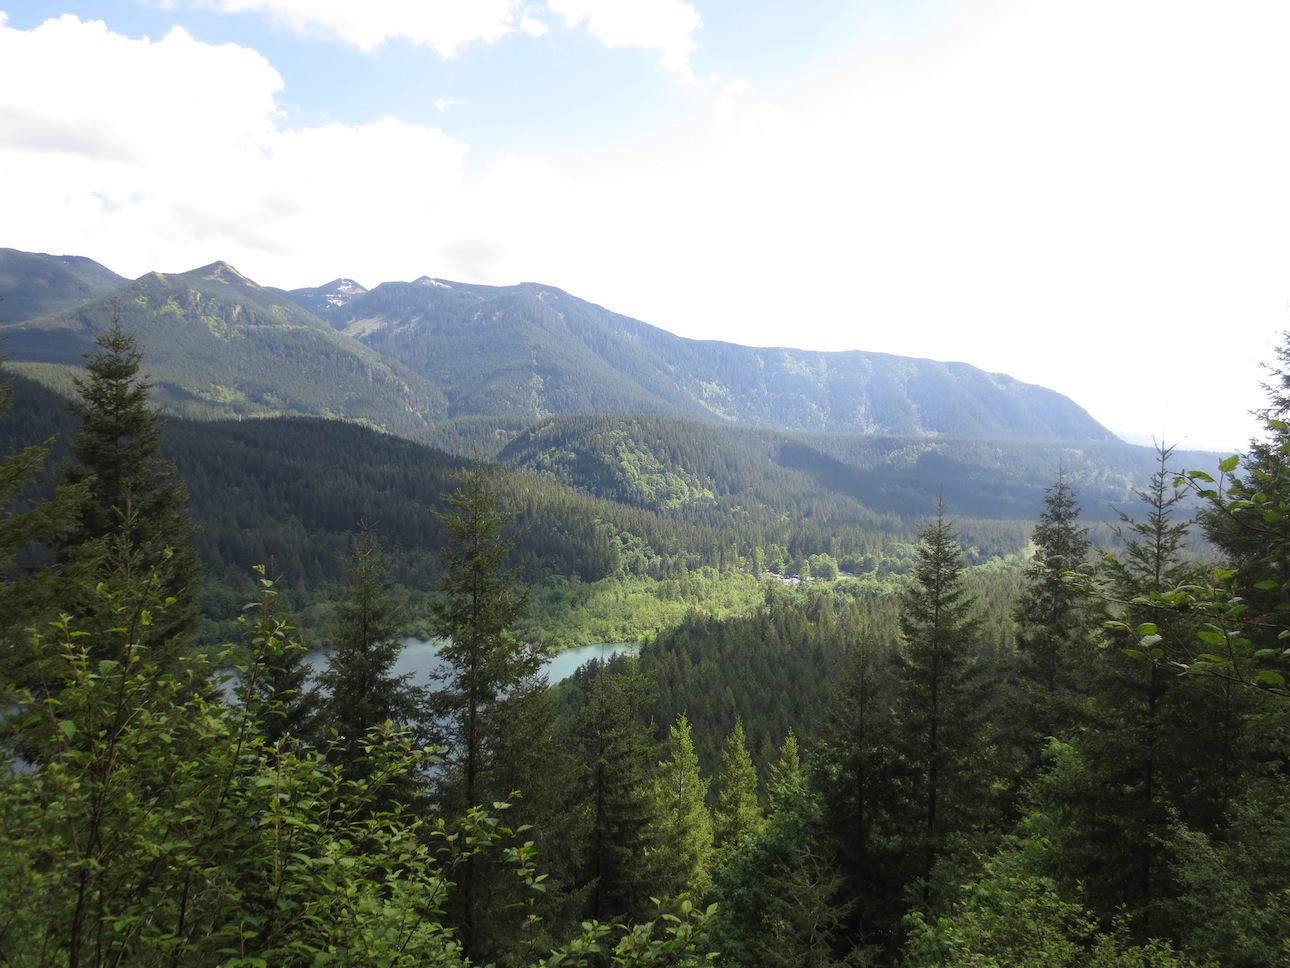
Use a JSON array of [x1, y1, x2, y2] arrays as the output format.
[[1, 1, 1287, 453]]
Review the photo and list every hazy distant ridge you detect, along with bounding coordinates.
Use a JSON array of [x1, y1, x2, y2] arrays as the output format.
[[0, 248, 1114, 443], [302, 275, 1115, 441]]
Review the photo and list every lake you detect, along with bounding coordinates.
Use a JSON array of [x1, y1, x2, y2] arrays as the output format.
[[389, 639, 639, 686]]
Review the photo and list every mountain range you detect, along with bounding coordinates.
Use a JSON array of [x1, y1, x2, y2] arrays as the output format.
[[0, 247, 1115, 445]]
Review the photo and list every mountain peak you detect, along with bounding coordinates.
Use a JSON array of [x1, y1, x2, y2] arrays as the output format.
[[190, 261, 259, 287]]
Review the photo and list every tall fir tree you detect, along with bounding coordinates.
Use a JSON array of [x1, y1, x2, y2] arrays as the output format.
[[429, 460, 543, 809], [1063, 443, 1236, 937], [1013, 468, 1097, 698], [1006, 469, 1103, 782], [569, 657, 659, 924], [710, 741, 855, 968], [767, 729, 803, 814], [889, 499, 992, 909], [315, 527, 427, 799], [645, 713, 714, 900], [814, 627, 903, 953], [60, 317, 202, 659], [1198, 334, 1290, 661], [711, 718, 764, 863], [427, 459, 552, 963]]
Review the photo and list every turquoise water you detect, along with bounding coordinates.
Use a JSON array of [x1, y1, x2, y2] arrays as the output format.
[[390, 639, 639, 686]]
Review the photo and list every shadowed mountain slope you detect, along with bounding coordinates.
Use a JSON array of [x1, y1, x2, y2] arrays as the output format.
[[304, 276, 1116, 441]]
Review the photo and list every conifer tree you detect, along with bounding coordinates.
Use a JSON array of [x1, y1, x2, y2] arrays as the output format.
[[1013, 469, 1097, 699], [767, 729, 803, 814], [712, 731, 855, 967], [645, 713, 713, 899], [427, 459, 550, 962], [1197, 335, 1290, 658], [429, 460, 542, 809], [889, 499, 991, 905], [570, 658, 659, 923], [1006, 469, 1103, 782], [316, 527, 426, 796], [60, 316, 202, 657], [1063, 444, 1218, 934], [712, 718, 764, 862], [814, 627, 903, 952]]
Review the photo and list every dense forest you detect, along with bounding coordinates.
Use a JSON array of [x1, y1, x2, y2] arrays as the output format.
[[3, 316, 1289, 965]]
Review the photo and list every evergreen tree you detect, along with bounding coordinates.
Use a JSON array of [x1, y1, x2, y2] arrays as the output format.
[[569, 658, 659, 924], [1195, 334, 1290, 674], [1064, 443, 1225, 936], [813, 626, 903, 952], [645, 713, 713, 899], [711, 719, 764, 862], [767, 729, 803, 814], [1013, 469, 1097, 697], [1006, 469, 1103, 786], [427, 459, 550, 962], [429, 460, 542, 808], [889, 499, 992, 907], [709, 761, 856, 968], [316, 528, 426, 796], [235, 566, 320, 746], [60, 317, 202, 657]]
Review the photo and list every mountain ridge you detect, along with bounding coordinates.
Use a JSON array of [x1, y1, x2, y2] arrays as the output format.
[[0, 249, 1115, 445], [295, 274, 1115, 442]]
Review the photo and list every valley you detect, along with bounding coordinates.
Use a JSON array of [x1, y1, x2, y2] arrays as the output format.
[[1, 245, 1276, 967]]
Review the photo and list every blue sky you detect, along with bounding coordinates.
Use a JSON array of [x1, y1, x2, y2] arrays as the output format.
[[2, 1, 1287, 452]]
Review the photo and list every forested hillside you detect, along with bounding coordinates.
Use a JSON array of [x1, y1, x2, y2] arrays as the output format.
[[0, 367, 1208, 654], [1, 248, 1114, 443], [0, 248, 128, 321], [0, 256, 446, 434], [306, 274, 1117, 440]]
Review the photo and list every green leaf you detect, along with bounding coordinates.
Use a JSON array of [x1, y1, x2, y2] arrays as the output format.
[[1219, 455, 1241, 473]]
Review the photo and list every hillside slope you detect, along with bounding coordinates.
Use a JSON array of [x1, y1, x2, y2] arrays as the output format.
[[305, 276, 1116, 441], [0, 261, 447, 436], [0, 249, 1114, 443]]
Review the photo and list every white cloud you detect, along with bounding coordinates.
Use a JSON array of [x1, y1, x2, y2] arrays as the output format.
[[207, 0, 699, 72], [547, 0, 701, 73], [0, 15, 475, 286], [519, 6, 549, 38], [3, 2, 1287, 451], [205, 0, 520, 56]]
